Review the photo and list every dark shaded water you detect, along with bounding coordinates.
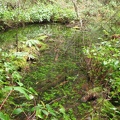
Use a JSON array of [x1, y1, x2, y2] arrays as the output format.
[[0, 23, 105, 96], [0, 24, 74, 43]]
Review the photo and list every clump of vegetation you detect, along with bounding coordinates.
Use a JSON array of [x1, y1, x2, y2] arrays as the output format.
[[80, 37, 120, 119], [0, 0, 76, 30]]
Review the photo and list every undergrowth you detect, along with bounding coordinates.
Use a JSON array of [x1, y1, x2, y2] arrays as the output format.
[[0, 0, 120, 120]]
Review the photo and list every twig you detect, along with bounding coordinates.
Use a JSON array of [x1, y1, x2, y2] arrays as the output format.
[[26, 98, 37, 120], [20, 106, 28, 118], [48, 96, 67, 104], [0, 89, 13, 110], [26, 111, 36, 120]]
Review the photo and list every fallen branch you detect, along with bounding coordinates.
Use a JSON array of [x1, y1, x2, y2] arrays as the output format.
[[48, 95, 67, 104], [37, 73, 67, 92]]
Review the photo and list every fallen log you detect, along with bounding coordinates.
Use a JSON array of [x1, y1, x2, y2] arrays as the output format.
[[37, 72, 67, 93]]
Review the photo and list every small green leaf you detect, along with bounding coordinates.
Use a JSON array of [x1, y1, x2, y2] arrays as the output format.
[[3, 86, 13, 92], [36, 109, 43, 119], [16, 81, 23, 86], [14, 87, 31, 99], [13, 108, 23, 115], [0, 112, 10, 120], [29, 87, 38, 95], [59, 106, 65, 114], [37, 35, 48, 41], [29, 94, 34, 100], [42, 110, 49, 116], [46, 104, 56, 116], [12, 71, 22, 81]]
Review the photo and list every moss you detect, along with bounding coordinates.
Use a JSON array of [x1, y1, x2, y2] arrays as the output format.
[[12, 57, 28, 70], [35, 35, 48, 41], [39, 41, 48, 51]]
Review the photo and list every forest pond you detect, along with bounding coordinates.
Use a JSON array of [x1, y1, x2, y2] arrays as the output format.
[[0, 23, 96, 92], [0, 23, 107, 119]]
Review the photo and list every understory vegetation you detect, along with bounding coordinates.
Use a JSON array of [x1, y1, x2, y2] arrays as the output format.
[[0, 0, 76, 30], [0, 0, 120, 120]]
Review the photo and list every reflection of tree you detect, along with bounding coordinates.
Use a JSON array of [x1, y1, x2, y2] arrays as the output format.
[[71, 0, 83, 28]]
